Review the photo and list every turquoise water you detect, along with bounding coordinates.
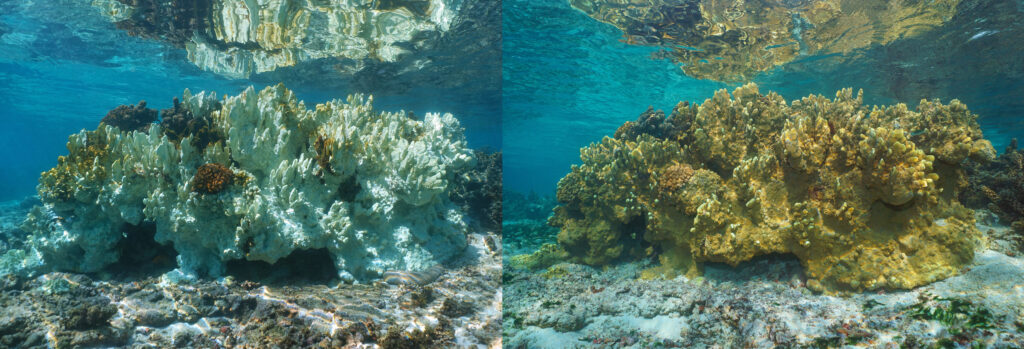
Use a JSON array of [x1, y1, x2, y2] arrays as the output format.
[[0, 1, 502, 346], [503, 1, 1024, 347], [0, 0, 500, 201], [503, 0, 1024, 195], [503, 0, 725, 194]]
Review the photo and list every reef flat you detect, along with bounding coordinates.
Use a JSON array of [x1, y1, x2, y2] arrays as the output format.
[[4, 84, 476, 283], [0, 227, 501, 348], [504, 206, 1024, 348], [546, 83, 994, 293]]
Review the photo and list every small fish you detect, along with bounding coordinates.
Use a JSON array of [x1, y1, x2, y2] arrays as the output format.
[[382, 264, 444, 287]]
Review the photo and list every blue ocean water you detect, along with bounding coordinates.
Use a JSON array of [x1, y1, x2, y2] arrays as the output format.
[[0, 0, 501, 201], [503, 2, 1024, 347], [503, 0, 1024, 195], [503, 0, 725, 195]]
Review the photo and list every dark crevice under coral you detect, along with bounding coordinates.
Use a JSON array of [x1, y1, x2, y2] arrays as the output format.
[[449, 149, 502, 233], [702, 253, 804, 283], [225, 248, 338, 286], [100, 100, 158, 133], [101, 222, 178, 280], [337, 175, 361, 202]]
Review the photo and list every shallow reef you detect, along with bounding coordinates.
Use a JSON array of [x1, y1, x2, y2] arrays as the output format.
[[0, 232, 501, 348], [568, 0, 962, 81], [9, 84, 475, 282], [549, 83, 994, 292], [503, 247, 1024, 348], [504, 197, 1023, 348]]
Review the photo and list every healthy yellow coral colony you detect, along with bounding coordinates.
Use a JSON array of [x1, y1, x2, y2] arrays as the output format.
[[549, 83, 995, 293], [39, 126, 115, 203]]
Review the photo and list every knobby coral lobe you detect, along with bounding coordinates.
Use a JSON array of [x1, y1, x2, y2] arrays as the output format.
[[160, 96, 224, 151], [192, 163, 233, 194], [100, 100, 158, 133]]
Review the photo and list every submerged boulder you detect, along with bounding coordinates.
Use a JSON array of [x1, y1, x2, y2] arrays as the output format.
[[17, 84, 473, 282], [550, 83, 994, 293]]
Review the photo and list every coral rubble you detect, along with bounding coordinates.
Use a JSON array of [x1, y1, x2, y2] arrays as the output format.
[[503, 249, 1024, 348], [568, 0, 962, 81], [18, 84, 474, 282], [550, 83, 994, 292], [95, 0, 466, 78], [0, 231, 501, 347]]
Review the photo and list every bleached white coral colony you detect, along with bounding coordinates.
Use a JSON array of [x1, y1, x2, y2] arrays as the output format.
[[18, 84, 473, 282]]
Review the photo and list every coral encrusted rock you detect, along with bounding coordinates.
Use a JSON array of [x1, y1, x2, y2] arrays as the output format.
[[20, 84, 473, 281], [550, 83, 995, 292]]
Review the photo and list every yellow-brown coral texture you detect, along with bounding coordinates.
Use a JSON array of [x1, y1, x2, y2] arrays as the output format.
[[192, 163, 233, 194], [550, 83, 995, 293]]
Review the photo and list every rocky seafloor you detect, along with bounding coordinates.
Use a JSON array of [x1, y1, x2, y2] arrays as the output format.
[[0, 198, 501, 349], [503, 208, 1024, 348]]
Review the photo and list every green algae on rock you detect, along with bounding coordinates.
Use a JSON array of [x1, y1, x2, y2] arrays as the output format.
[[17, 84, 474, 282], [550, 83, 994, 292]]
